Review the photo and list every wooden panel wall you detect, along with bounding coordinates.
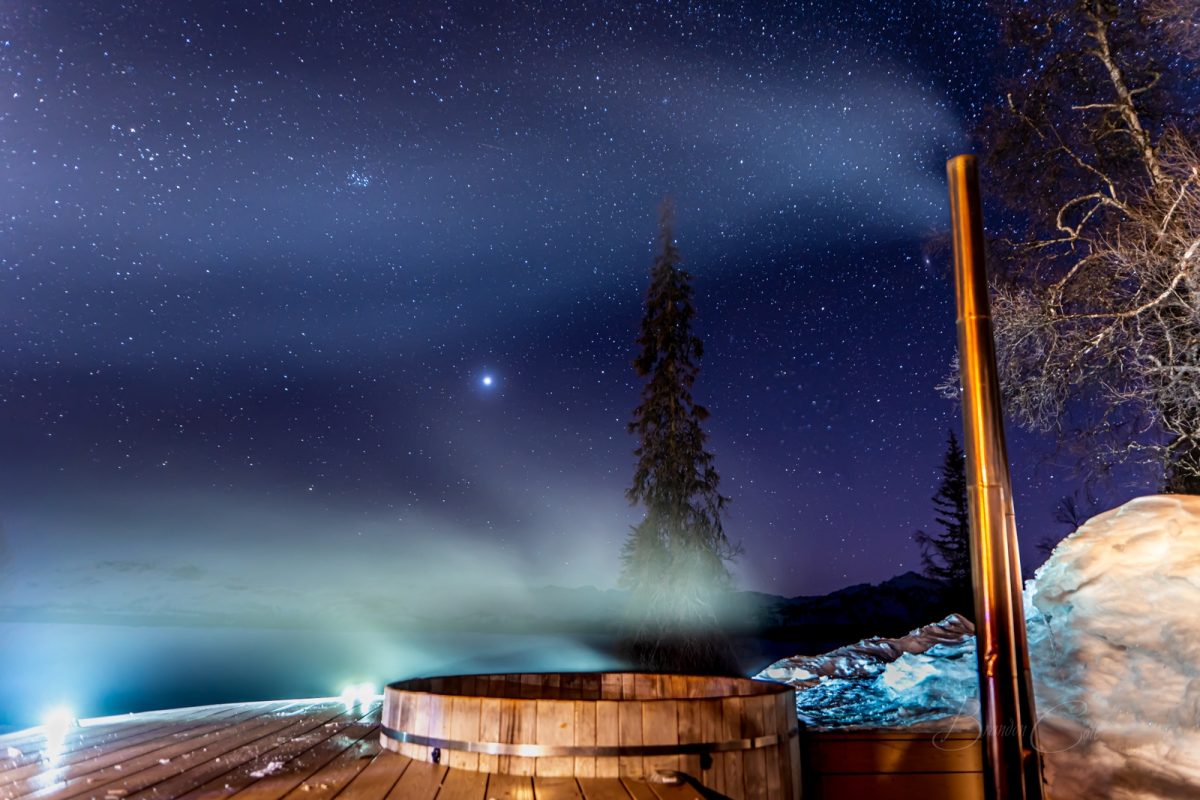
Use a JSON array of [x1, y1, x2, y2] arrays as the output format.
[[804, 729, 985, 800]]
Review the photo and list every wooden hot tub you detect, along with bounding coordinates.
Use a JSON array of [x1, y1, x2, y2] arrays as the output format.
[[381, 672, 801, 800]]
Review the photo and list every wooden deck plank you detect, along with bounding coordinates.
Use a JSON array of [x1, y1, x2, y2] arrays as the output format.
[[23, 703, 322, 800], [0, 722, 157, 758], [382, 761, 445, 800], [434, 769, 489, 800], [0, 719, 154, 750], [645, 780, 704, 800], [13, 701, 321, 800], [533, 777, 583, 800], [0, 704, 246, 773], [326, 752, 410, 800], [169, 705, 374, 800], [220, 705, 382, 800], [123, 703, 361, 800], [275, 727, 380, 800], [0, 704, 276, 754], [618, 779, 657, 800], [0, 704, 276, 790], [0, 704, 284, 799], [486, 773, 534, 800], [575, 778, 632, 800], [1, 720, 212, 786], [3, 700, 793, 800], [2, 723, 224, 795]]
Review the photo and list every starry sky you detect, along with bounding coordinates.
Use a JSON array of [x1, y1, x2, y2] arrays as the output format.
[[0, 0, 1151, 603]]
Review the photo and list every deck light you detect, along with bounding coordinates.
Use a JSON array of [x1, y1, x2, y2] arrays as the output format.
[[41, 706, 77, 731], [339, 683, 377, 707]]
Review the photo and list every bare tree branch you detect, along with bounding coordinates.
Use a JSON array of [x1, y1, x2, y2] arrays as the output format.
[[1145, 0, 1200, 59], [971, 3, 1200, 489]]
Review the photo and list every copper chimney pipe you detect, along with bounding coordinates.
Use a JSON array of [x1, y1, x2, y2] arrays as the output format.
[[946, 155, 1045, 800]]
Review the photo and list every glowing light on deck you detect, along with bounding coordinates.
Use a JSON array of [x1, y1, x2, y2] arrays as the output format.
[[41, 706, 76, 731], [40, 706, 76, 766], [339, 683, 377, 707]]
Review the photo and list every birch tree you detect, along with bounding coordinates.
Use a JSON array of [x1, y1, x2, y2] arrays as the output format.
[[974, 0, 1200, 491]]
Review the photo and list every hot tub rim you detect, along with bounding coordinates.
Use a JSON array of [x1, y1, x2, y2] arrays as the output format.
[[385, 670, 795, 703]]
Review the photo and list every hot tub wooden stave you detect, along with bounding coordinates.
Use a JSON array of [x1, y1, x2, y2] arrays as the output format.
[[381, 672, 801, 800]]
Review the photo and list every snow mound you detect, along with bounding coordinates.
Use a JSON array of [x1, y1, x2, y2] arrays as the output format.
[[758, 614, 978, 728], [757, 494, 1200, 800], [759, 612, 974, 686], [1030, 494, 1200, 799]]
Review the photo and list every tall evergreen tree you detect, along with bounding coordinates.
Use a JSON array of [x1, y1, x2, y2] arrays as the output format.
[[621, 199, 739, 675], [915, 432, 973, 615]]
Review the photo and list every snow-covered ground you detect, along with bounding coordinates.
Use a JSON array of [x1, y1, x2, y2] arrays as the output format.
[[757, 494, 1200, 800], [758, 612, 979, 729]]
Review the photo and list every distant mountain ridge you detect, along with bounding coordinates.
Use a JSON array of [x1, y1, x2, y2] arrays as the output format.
[[743, 570, 964, 655], [2, 568, 960, 652]]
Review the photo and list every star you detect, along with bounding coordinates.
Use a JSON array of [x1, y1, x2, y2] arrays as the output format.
[[0, 0, 1081, 609]]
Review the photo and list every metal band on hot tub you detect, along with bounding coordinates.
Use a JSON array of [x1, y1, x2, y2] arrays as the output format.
[[381, 726, 799, 757]]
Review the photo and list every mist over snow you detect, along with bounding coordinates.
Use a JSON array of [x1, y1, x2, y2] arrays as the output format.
[[0, 486, 637, 631]]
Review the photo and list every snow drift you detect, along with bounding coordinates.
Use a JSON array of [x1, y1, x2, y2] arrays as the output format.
[[757, 494, 1200, 800], [757, 612, 978, 728]]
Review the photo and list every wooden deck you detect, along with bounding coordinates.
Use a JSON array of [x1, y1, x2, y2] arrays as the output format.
[[0, 700, 712, 800]]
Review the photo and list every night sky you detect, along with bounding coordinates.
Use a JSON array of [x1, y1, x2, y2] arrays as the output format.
[[0, 0, 1150, 606]]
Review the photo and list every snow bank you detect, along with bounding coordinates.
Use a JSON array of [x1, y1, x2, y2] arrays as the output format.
[[757, 494, 1200, 800], [757, 613, 978, 728], [1030, 494, 1200, 798]]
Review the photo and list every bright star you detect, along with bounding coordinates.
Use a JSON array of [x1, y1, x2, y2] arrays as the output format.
[[481, 374, 494, 387]]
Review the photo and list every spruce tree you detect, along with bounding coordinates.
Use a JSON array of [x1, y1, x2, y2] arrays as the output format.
[[621, 199, 738, 675], [915, 432, 973, 616]]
